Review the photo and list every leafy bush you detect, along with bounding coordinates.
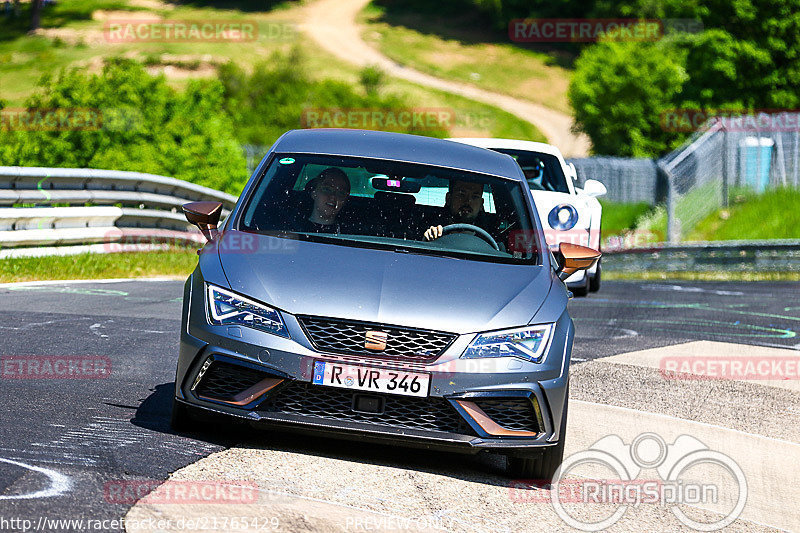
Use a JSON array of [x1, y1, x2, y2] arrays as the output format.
[[218, 49, 448, 146], [359, 65, 386, 96], [0, 58, 248, 195]]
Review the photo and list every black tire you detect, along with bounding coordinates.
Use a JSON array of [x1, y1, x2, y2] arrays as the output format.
[[507, 390, 569, 484], [170, 397, 195, 432], [570, 273, 589, 297], [589, 260, 601, 292]]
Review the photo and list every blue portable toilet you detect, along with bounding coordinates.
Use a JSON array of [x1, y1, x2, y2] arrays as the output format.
[[738, 137, 774, 192]]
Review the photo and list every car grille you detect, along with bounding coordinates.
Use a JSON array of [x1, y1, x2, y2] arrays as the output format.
[[194, 361, 266, 402], [260, 381, 475, 435], [474, 398, 541, 433], [297, 315, 456, 363]]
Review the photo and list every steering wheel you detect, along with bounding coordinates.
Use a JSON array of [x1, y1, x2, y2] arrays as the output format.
[[440, 224, 500, 250]]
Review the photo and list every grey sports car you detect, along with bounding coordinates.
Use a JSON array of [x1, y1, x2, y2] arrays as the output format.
[[172, 129, 599, 481]]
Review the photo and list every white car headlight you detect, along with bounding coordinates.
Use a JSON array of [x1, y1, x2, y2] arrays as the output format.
[[206, 284, 289, 338], [461, 324, 554, 363], [548, 204, 578, 231]]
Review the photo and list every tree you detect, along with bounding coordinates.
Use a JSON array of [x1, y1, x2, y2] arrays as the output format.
[[0, 59, 248, 194], [569, 39, 688, 157], [29, 0, 42, 31]]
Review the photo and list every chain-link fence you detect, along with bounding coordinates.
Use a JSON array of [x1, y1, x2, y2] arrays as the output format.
[[657, 112, 800, 242], [567, 157, 662, 204]]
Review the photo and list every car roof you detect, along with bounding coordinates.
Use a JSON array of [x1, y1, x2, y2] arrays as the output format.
[[271, 129, 525, 181], [449, 138, 565, 159]]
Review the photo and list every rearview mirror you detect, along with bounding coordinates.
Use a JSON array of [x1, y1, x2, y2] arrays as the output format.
[[183, 201, 222, 241], [371, 175, 422, 193], [555, 243, 601, 281], [582, 179, 607, 198]]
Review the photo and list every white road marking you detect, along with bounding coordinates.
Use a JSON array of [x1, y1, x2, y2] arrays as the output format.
[[611, 327, 639, 339], [605, 318, 639, 339], [640, 284, 745, 296], [0, 457, 71, 500], [89, 323, 109, 339]]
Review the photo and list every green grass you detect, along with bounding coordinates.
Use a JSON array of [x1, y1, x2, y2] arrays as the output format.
[[0, 2, 304, 105], [689, 188, 800, 241], [599, 200, 653, 238], [0, 249, 198, 283], [605, 270, 800, 281], [0, 0, 543, 140], [360, 1, 573, 114]]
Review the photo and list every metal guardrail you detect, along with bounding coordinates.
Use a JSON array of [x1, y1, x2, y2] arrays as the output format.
[[603, 240, 800, 272], [0, 166, 237, 258], [0, 166, 237, 208]]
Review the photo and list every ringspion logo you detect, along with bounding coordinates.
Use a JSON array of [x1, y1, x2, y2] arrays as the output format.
[[512, 433, 747, 531]]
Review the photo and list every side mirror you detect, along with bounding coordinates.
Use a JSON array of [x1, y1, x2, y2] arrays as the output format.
[[582, 179, 607, 198], [182, 201, 223, 241], [555, 243, 601, 281], [566, 162, 578, 181]]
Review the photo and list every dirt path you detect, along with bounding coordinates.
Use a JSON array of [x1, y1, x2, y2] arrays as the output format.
[[301, 0, 591, 157]]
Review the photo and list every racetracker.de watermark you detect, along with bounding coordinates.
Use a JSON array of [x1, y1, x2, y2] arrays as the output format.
[[508, 228, 663, 253], [660, 356, 800, 381], [509, 18, 702, 43], [661, 108, 800, 132], [0, 108, 103, 131], [1, 356, 111, 379], [103, 19, 285, 42], [0, 107, 150, 132], [301, 108, 458, 131], [104, 480, 259, 505]]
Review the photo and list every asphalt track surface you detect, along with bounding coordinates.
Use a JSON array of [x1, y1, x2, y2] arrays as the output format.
[[0, 279, 797, 531]]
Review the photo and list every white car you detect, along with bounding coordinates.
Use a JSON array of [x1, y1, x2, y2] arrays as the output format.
[[450, 138, 606, 296]]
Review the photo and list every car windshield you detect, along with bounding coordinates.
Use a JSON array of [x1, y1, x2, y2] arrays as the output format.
[[488, 148, 569, 193], [238, 153, 542, 264]]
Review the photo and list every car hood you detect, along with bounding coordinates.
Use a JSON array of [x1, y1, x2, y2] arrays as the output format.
[[216, 231, 553, 334]]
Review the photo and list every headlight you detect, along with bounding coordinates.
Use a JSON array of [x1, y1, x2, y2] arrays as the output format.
[[548, 204, 578, 231], [462, 324, 554, 363], [206, 284, 289, 338]]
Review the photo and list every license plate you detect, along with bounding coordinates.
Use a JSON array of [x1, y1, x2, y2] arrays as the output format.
[[312, 361, 430, 398]]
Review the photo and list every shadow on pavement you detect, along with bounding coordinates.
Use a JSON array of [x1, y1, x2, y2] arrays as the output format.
[[131, 382, 245, 448], [131, 382, 512, 487]]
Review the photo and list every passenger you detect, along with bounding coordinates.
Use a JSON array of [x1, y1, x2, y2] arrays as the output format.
[[422, 179, 490, 241], [297, 167, 351, 233]]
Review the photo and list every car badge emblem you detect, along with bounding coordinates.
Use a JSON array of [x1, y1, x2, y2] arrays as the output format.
[[365, 331, 388, 351]]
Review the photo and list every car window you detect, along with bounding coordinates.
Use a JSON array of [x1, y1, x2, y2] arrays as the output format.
[[489, 148, 570, 193], [239, 153, 541, 265]]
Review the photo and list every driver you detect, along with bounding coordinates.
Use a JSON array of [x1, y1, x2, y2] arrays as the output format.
[[422, 180, 489, 241]]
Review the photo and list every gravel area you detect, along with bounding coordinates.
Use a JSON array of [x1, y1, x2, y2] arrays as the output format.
[[570, 361, 800, 444], [127, 441, 772, 533]]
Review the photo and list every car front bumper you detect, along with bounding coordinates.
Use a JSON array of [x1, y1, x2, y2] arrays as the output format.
[[175, 272, 573, 455]]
